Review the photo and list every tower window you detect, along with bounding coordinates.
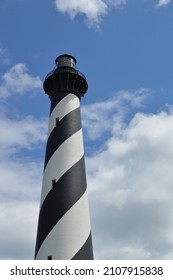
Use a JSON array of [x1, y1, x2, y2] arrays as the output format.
[[47, 256, 52, 260], [56, 118, 60, 127], [51, 180, 56, 190]]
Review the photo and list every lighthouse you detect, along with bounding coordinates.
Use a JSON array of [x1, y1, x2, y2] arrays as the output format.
[[34, 54, 93, 260]]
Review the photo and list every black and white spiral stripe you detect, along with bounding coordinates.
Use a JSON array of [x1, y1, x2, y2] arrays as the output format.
[[35, 93, 93, 260]]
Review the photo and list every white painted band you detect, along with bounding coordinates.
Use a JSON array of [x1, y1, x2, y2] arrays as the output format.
[[48, 93, 80, 137], [40, 129, 84, 207], [35, 191, 91, 260]]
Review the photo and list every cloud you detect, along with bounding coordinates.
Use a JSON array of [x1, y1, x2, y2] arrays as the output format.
[[0, 64, 42, 98], [0, 63, 48, 258], [0, 114, 47, 259], [55, 0, 126, 27], [82, 88, 149, 140], [0, 156, 42, 259], [0, 115, 47, 157], [0, 112, 48, 259], [0, 201, 39, 259], [0, 107, 47, 259], [0, 46, 9, 64], [156, 0, 172, 7], [84, 94, 173, 259], [54, 1, 172, 27]]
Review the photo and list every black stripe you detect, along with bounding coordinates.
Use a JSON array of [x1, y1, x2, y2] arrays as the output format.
[[44, 107, 81, 169], [35, 156, 87, 258], [72, 232, 94, 260]]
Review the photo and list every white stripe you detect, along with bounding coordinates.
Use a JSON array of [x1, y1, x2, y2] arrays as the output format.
[[40, 129, 84, 207], [48, 93, 80, 136], [35, 191, 91, 260]]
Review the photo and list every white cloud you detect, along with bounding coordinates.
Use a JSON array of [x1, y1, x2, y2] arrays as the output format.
[[0, 46, 9, 64], [0, 115, 47, 157], [0, 61, 48, 258], [0, 148, 42, 259], [0, 115, 47, 259], [0, 137, 45, 259], [54, 0, 172, 27], [156, 0, 172, 7], [82, 88, 149, 140], [55, 0, 126, 27], [0, 201, 39, 259], [0, 113, 48, 259], [0, 64, 42, 98], [84, 95, 173, 259]]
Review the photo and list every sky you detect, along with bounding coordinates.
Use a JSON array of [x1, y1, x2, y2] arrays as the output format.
[[0, 0, 173, 260]]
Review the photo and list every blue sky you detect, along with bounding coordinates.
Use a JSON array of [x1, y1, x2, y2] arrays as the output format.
[[0, 0, 173, 259]]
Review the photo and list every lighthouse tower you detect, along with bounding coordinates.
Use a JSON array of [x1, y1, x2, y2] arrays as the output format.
[[35, 54, 93, 260]]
